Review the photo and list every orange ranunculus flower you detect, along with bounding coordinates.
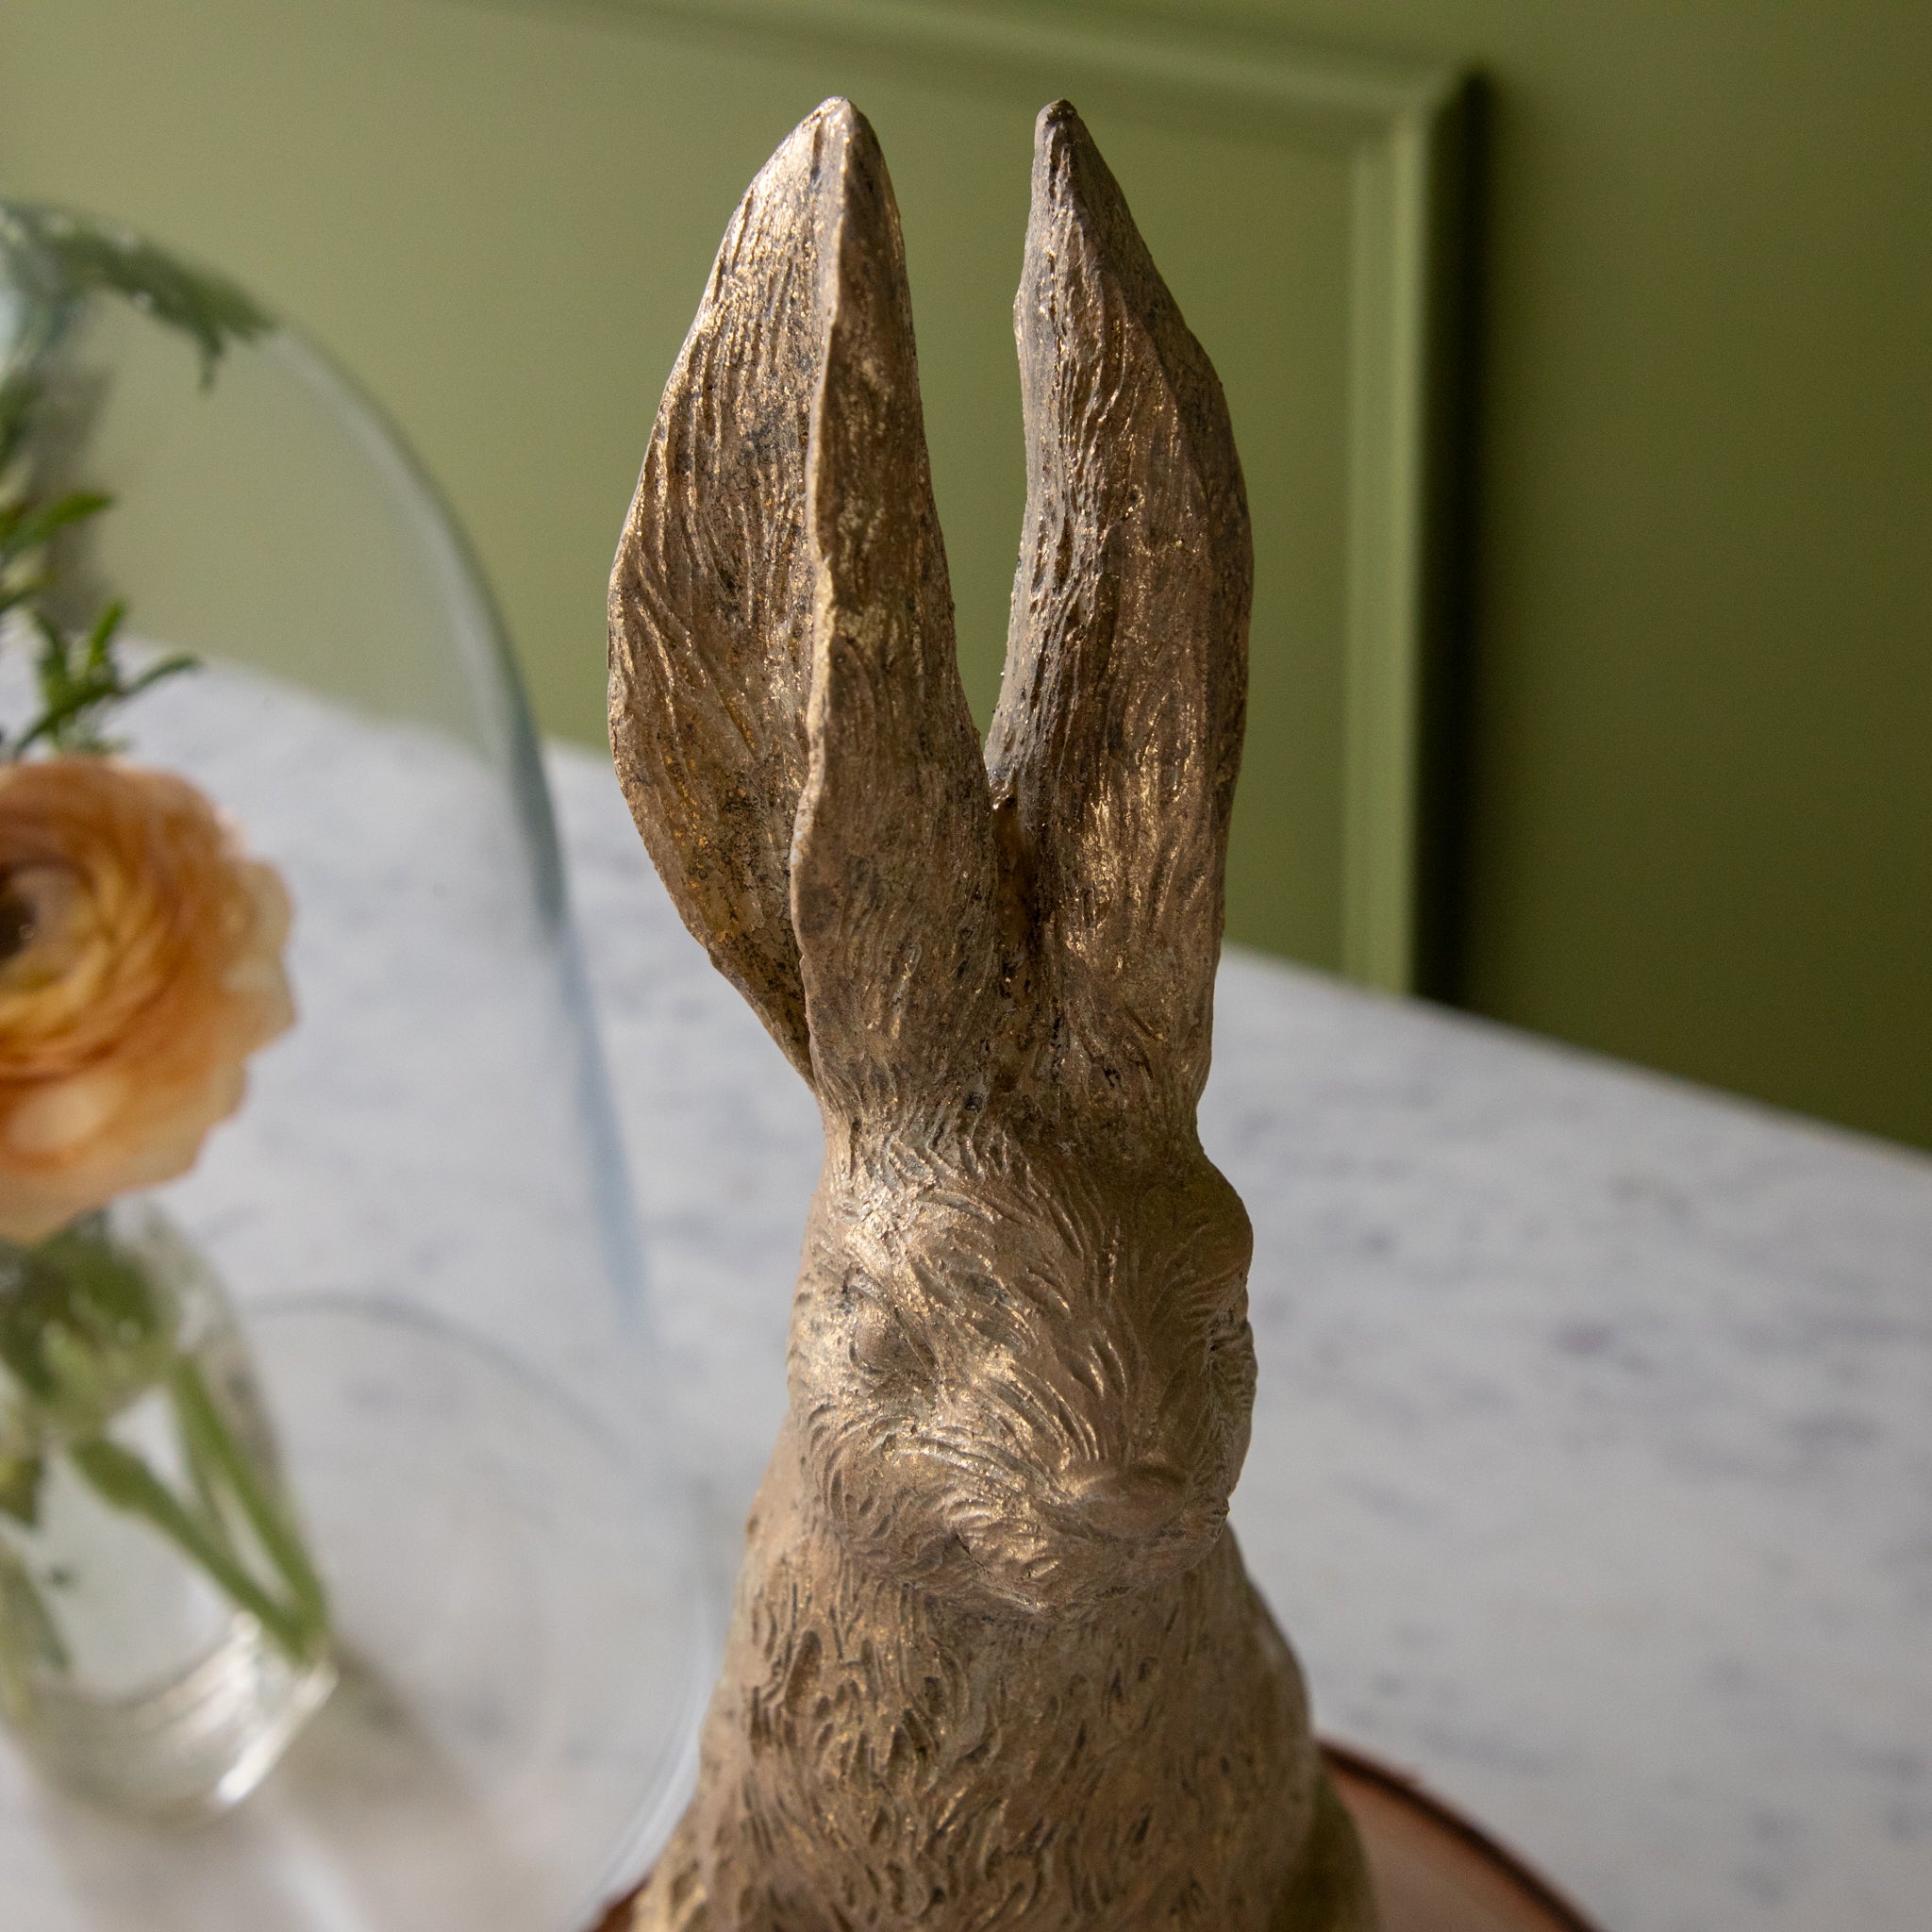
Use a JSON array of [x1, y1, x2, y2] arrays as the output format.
[[0, 758, 293, 1242]]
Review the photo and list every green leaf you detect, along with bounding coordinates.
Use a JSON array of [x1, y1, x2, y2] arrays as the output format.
[[0, 492, 112, 595], [0, 496, 32, 558], [0, 1540, 68, 1716], [0, 1454, 42, 1527], [8, 490, 110, 556], [14, 601, 196, 757], [0, 1222, 174, 1436], [0, 202, 272, 385], [122, 652, 200, 699], [0, 202, 245, 765], [0, 370, 42, 477]]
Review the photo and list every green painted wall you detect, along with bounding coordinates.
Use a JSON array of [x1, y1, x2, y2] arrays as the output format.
[[3, 0, 1928, 1152]]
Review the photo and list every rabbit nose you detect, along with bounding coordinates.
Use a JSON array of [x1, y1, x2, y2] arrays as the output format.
[[1067, 1460, 1188, 1538]]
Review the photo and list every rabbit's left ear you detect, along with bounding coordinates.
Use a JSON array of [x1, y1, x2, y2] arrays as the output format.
[[608, 101, 853, 1086], [987, 103, 1251, 1134], [789, 111, 1006, 1127]]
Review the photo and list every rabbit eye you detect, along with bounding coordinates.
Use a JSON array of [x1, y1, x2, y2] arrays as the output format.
[[842, 1274, 933, 1389], [1205, 1310, 1252, 1357]]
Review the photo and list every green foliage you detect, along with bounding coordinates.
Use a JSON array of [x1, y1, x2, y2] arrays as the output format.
[[0, 1220, 329, 1675], [0, 202, 270, 385], [0, 1454, 42, 1529], [20, 604, 198, 757], [0, 1218, 175, 1445], [0, 486, 108, 626], [0, 201, 269, 759], [0, 372, 39, 478], [0, 1539, 68, 1718]]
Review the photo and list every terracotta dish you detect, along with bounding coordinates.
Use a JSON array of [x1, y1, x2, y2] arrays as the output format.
[[1324, 1741, 1603, 1932]]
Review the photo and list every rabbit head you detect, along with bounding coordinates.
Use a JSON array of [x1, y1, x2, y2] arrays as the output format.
[[610, 99, 1254, 1618]]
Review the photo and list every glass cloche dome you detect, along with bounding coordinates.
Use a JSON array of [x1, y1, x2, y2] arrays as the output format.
[[0, 206, 706, 1932]]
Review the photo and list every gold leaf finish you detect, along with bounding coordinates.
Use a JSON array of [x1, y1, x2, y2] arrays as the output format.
[[608, 97, 1375, 1932]]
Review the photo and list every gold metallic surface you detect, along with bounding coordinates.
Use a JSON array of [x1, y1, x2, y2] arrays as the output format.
[[607, 98, 1374, 1931]]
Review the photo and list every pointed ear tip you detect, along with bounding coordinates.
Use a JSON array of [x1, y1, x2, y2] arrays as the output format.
[[1035, 99, 1086, 150], [806, 95, 890, 177], [783, 96, 866, 165]]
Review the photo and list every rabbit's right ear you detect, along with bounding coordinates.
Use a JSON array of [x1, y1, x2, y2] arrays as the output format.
[[986, 104, 1251, 1134], [608, 102, 855, 1083]]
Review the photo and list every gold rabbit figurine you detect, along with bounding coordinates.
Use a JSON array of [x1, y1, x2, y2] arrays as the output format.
[[606, 97, 1375, 1932]]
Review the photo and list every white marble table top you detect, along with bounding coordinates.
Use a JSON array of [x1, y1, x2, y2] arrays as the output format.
[[543, 744, 1932, 1932]]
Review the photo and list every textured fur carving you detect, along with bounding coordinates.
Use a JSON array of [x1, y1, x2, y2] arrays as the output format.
[[607, 97, 1375, 1931]]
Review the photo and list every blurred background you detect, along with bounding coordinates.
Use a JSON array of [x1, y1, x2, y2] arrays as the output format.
[[3, 0, 1927, 1153]]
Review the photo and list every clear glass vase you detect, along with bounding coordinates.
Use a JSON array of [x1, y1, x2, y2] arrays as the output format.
[[0, 1198, 334, 1818], [0, 207, 708, 1932]]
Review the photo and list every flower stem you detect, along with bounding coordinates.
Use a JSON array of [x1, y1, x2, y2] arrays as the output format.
[[168, 1356, 327, 1632], [0, 1538, 67, 1719], [67, 1437, 318, 1665]]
